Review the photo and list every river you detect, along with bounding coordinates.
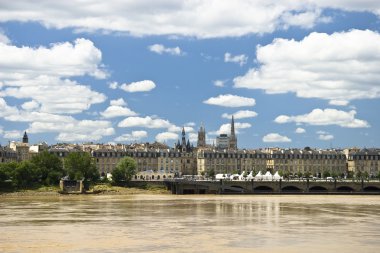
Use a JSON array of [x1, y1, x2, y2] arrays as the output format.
[[1, 195, 379, 253]]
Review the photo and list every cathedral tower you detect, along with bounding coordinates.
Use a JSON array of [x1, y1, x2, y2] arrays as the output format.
[[197, 123, 206, 148], [228, 116, 237, 150]]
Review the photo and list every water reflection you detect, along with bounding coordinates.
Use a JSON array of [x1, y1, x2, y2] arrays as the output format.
[[1, 195, 379, 253]]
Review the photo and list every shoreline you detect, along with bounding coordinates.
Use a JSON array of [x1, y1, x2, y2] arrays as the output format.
[[0, 184, 170, 197]]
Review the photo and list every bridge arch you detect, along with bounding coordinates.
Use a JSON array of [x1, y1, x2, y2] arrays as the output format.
[[309, 186, 328, 192], [282, 185, 302, 193], [336, 186, 355, 192], [363, 186, 380, 192], [254, 185, 274, 193], [223, 185, 245, 193]]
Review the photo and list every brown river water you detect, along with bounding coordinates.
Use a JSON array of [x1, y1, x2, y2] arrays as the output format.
[[1, 195, 380, 253]]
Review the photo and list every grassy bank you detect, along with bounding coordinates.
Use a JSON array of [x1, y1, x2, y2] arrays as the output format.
[[0, 183, 170, 197]]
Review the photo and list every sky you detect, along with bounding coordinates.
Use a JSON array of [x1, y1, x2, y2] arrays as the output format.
[[0, 0, 379, 149]]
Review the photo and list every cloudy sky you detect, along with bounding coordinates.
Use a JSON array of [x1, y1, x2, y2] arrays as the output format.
[[0, 0, 379, 148]]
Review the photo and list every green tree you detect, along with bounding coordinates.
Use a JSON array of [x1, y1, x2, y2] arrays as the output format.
[[112, 157, 136, 184], [31, 151, 64, 185], [207, 168, 215, 179], [0, 162, 18, 182], [13, 161, 40, 188], [64, 152, 99, 181], [355, 170, 363, 179], [323, 171, 331, 178]]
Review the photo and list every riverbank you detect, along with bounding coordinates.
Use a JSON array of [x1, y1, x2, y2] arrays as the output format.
[[0, 184, 170, 197]]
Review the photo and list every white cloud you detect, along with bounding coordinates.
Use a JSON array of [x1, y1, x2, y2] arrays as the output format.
[[3, 130, 22, 139], [0, 98, 18, 118], [0, 39, 107, 114], [120, 80, 156, 93], [222, 110, 257, 119], [114, 130, 148, 142], [189, 133, 198, 143], [155, 132, 179, 143], [213, 80, 227, 87], [0, 31, 10, 44], [329, 100, 349, 106], [27, 120, 115, 142], [234, 30, 380, 104], [100, 106, 137, 119], [263, 133, 291, 143], [109, 81, 118, 89], [5, 111, 75, 123], [185, 122, 196, 127], [295, 127, 306, 134], [0, 1, 341, 38], [21, 100, 40, 111], [203, 94, 255, 107], [118, 116, 172, 129], [210, 122, 251, 135], [318, 134, 334, 141], [110, 98, 126, 106], [148, 44, 183, 56], [100, 99, 137, 119], [224, 53, 248, 66], [274, 108, 370, 128]]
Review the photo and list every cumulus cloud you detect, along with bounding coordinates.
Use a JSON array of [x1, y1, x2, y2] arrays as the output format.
[[120, 80, 156, 93], [222, 110, 257, 119], [295, 127, 306, 134], [148, 44, 183, 56], [100, 99, 137, 119], [110, 98, 127, 106], [27, 120, 115, 142], [0, 38, 107, 114], [118, 116, 173, 129], [274, 108, 370, 128], [234, 30, 380, 104], [0, 30, 10, 44], [155, 132, 179, 143], [262, 133, 291, 143], [21, 100, 40, 111], [0, 98, 19, 118], [224, 53, 248, 66], [213, 80, 227, 87], [318, 134, 334, 141], [0, 1, 353, 38], [109, 81, 118, 89], [100, 106, 137, 119], [210, 122, 251, 135], [114, 130, 148, 142], [203, 94, 255, 107], [3, 130, 23, 139]]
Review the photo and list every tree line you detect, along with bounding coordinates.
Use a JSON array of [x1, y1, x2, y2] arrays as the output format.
[[0, 151, 136, 190]]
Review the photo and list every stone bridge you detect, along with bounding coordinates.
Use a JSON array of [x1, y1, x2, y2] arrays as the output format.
[[164, 179, 380, 195]]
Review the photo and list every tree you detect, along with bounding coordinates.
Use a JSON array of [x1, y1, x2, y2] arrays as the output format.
[[355, 170, 363, 179], [13, 161, 40, 188], [0, 162, 18, 182], [31, 151, 64, 185], [112, 157, 136, 184], [207, 168, 215, 179], [64, 152, 99, 181], [323, 171, 331, 178]]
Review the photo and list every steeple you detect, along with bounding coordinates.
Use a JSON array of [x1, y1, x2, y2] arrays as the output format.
[[229, 116, 237, 150], [181, 127, 186, 152], [22, 131, 29, 144], [197, 122, 206, 148]]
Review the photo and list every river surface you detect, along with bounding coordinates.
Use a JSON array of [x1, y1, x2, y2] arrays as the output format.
[[1, 195, 380, 253]]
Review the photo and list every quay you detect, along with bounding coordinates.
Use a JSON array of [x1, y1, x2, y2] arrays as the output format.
[[163, 179, 380, 195]]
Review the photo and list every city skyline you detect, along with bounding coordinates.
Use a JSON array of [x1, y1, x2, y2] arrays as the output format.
[[0, 1, 380, 149]]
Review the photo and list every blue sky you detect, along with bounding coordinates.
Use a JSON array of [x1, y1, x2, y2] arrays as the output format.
[[0, 1, 379, 149]]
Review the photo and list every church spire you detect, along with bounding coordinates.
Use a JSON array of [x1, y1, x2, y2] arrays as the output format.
[[181, 127, 186, 152], [229, 116, 237, 150]]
